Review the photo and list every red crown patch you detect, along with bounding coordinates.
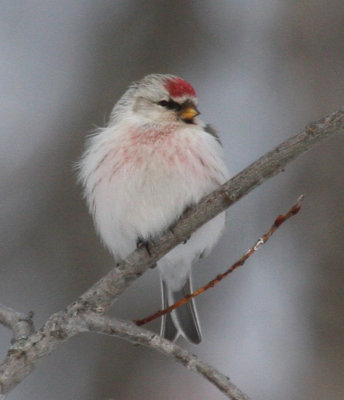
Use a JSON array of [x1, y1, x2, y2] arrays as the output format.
[[164, 77, 196, 98]]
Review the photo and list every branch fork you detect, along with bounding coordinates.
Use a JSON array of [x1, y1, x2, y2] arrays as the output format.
[[0, 305, 35, 343]]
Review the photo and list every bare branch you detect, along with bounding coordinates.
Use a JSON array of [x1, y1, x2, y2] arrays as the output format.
[[83, 314, 250, 400], [77, 108, 344, 311], [0, 109, 343, 395], [0, 305, 34, 342], [135, 195, 304, 326]]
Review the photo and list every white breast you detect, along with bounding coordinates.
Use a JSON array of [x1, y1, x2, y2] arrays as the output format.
[[79, 120, 229, 264]]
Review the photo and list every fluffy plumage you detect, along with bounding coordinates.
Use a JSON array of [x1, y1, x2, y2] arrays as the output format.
[[78, 74, 230, 343]]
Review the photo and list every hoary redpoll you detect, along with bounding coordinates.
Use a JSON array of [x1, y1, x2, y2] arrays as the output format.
[[78, 74, 230, 343]]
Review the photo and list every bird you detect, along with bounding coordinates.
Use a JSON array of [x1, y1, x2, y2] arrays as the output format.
[[78, 74, 230, 344]]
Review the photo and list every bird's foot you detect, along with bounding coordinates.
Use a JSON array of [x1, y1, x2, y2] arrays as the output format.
[[183, 235, 191, 244], [136, 238, 153, 257]]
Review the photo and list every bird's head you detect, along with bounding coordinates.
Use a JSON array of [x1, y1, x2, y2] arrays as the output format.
[[114, 74, 200, 125]]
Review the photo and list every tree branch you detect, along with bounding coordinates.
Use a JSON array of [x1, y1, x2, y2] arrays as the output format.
[[0, 305, 34, 343], [0, 108, 343, 396], [77, 108, 344, 311], [83, 314, 250, 400]]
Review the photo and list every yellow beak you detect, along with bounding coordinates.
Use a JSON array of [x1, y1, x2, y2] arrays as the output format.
[[179, 106, 200, 121]]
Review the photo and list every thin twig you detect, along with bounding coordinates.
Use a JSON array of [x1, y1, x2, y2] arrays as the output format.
[[83, 314, 250, 400], [135, 195, 304, 326], [0, 109, 343, 395], [0, 304, 34, 342]]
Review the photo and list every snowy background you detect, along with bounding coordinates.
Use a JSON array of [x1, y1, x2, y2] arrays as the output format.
[[1, 1, 344, 399]]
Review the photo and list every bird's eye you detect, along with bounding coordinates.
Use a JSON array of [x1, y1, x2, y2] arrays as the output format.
[[158, 100, 169, 107], [158, 99, 182, 111]]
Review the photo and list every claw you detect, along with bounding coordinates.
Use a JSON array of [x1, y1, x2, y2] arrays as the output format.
[[136, 238, 152, 256], [183, 235, 191, 244]]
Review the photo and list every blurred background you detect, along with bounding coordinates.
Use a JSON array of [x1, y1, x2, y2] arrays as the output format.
[[1, 1, 343, 399]]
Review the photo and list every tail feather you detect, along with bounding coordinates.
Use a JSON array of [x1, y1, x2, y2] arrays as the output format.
[[160, 275, 202, 344], [160, 280, 179, 342]]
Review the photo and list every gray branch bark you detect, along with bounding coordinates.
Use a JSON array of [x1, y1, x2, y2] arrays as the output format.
[[0, 108, 343, 398], [83, 314, 250, 400]]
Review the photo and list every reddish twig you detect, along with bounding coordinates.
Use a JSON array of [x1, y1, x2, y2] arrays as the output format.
[[135, 195, 304, 327]]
